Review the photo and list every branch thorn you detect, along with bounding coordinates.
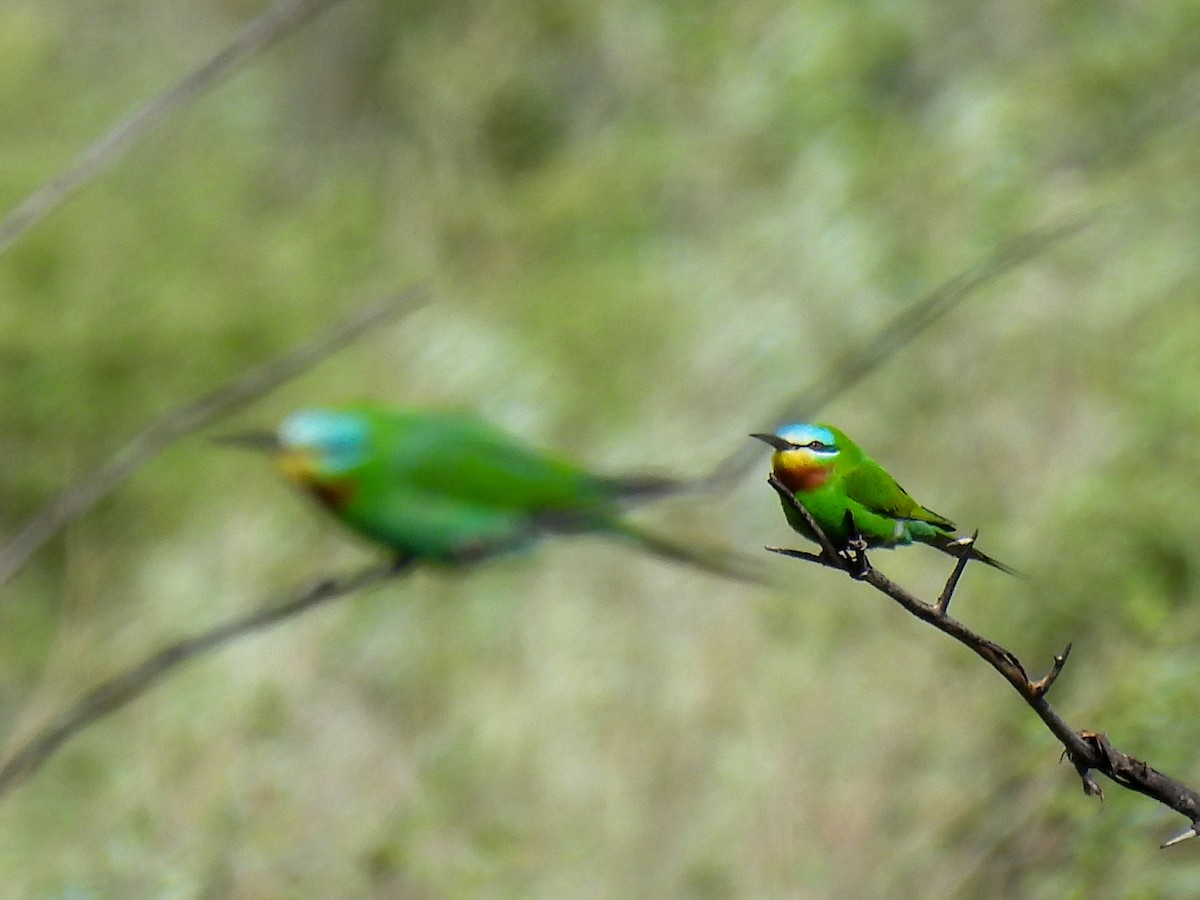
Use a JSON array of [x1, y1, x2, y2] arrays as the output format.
[[1030, 643, 1073, 698], [766, 546, 837, 568], [1162, 823, 1200, 849]]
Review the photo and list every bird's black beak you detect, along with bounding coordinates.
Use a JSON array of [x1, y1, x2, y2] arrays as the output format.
[[749, 432, 794, 452], [212, 431, 282, 453]]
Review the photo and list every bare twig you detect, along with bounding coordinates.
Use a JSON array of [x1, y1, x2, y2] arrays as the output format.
[[0, 0, 412, 584], [935, 531, 976, 615], [1030, 643, 1072, 699], [0, 504, 766, 801], [0, 559, 409, 798], [0, 286, 428, 589], [766, 473, 848, 571], [0, 482, 778, 801], [0, 0, 347, 257], [766, 477, 1200, 848], [707, 214, 1093, 490]]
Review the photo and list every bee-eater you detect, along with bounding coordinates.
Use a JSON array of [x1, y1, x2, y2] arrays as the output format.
[[223, 406, 761, 581], [751, 423, 1015, 574]]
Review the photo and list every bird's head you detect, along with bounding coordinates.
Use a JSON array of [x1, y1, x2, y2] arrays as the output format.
[[750, 423, 842, 489], [219, 408, 368, 499], [274, 409, 369, 482]]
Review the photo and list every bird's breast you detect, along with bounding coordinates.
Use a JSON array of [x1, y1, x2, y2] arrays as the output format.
[[772, 453, 832, 493], [277, 451, 357, 511]]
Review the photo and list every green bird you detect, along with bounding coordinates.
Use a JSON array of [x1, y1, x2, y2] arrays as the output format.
[[751, 423, 1015, 574], [223, 406, 760, 581]]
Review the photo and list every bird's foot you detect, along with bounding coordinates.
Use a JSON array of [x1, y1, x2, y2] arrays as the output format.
[[841, 512, 872, 580], [842, 545, 872, 580]]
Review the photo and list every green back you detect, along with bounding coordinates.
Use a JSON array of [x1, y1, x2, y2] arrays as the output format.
[[334, 407, 618, 561]]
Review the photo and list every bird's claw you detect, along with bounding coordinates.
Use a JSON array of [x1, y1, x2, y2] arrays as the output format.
[[841, 512, 872, 579], [843, 547, 872, 580]]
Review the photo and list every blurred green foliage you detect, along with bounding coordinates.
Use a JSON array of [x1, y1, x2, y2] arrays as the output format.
[[2, 0, 1200, 896]]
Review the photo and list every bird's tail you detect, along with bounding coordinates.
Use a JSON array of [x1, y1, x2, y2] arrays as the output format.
[[928, 532, 1022, 577], [611, 520, 769, 585], [598, 473, 695, 503]]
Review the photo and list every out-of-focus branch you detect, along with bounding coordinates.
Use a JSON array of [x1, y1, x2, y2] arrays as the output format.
[[0, 286, 428, 589], [0, 0, 347, 257], [0, 505, 765, 801], [705, 213, 1094, 490], [0, 559, 408, 799], [765, 474, 1200, 850], [0, 0, 410, 584]]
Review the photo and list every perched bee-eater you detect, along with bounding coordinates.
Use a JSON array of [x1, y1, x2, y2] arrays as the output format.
[[751, 423, 1015, 574], [223, 406, 760, 580]]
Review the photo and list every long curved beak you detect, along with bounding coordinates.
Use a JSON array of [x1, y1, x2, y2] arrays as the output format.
[[212, 431, 281, 453], [749, 432, 793, 452]]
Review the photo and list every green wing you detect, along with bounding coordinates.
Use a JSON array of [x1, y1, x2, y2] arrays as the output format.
[[336, 408, 621, 559], [371, 409, 611, 513], [841, 457, 956, 529]]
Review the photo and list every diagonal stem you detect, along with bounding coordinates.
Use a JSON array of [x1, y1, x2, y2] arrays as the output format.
[[766, 474, 849, 572], [768, 476, 1200, 846], [708, 214, 1095, 490], [0, 0, 348, 257], [0, 286, 427, 591], [0, 559, 408, 797]]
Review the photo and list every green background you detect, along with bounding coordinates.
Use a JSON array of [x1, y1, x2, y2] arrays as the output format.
[[2, 0, 1199, 896]]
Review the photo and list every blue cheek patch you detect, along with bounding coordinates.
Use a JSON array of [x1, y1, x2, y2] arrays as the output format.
[[279, 409, 368, 474]]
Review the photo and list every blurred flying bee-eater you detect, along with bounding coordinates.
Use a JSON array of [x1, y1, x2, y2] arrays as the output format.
[[223, 406, 761, 581], [752, 423, 1015, 574]]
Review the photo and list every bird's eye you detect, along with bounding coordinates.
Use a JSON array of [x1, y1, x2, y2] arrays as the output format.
[[804, 440, 829, 451]]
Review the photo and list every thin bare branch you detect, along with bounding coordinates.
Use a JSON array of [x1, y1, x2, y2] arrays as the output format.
[[707, 213, 1094, 490], [0, 286, 428, 589], [0, 506, 765, 801], [0, 0, 347, 257], [935, 531, 976, 615], [0, 559, 408, 798], [769, 478, 1200, 848], [766, 473, 848, 571]]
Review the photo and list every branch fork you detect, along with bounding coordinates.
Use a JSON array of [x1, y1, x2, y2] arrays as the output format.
[[765, 475, 1200, 848]]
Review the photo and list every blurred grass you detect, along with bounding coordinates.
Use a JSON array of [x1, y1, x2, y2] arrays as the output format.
[[2, 0, 1200, 897]]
